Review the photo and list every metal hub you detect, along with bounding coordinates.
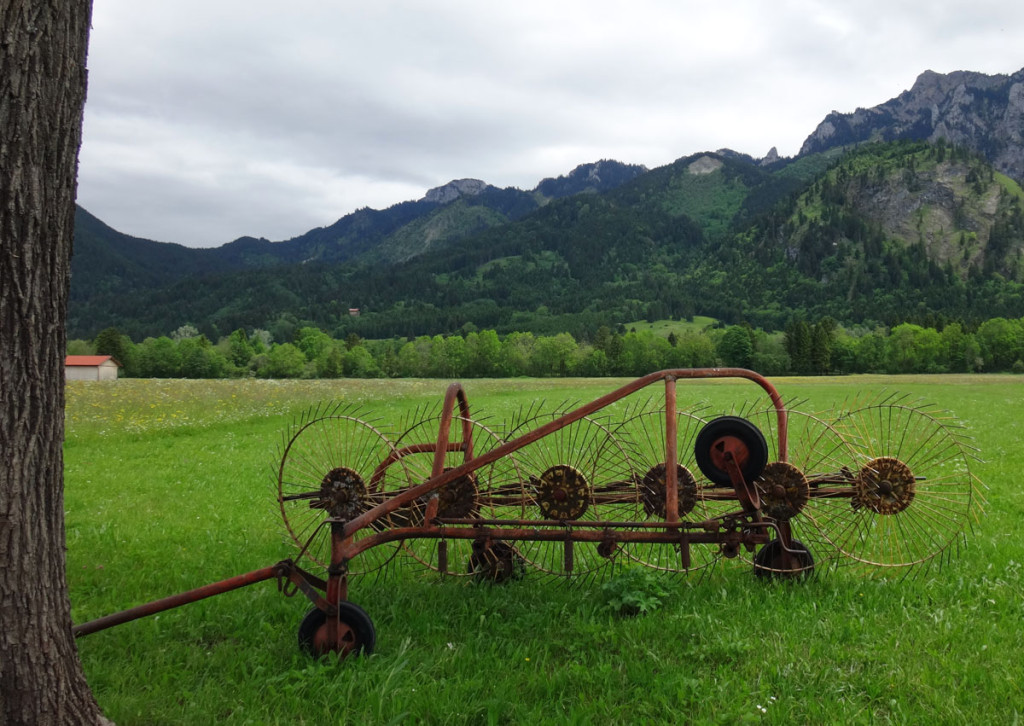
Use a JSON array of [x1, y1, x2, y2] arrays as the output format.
[[315, 467, 367, 520], [312, 620, 358, 657], [640, 463, 698, 518], [436, 471, 479, 519], [754, 462, 809, 520], [854, 457, 916, 515], [536, 465, 590, 520]]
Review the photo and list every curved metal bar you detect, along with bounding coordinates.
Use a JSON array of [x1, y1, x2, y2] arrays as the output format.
[[368, 442, 463, 489], [432, 382, 474, 477], [423, 383, 475, 521]]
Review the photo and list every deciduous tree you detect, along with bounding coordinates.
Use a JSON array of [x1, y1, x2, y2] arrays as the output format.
[[1, 1, 110, 722], [717, 325, 754, 368]]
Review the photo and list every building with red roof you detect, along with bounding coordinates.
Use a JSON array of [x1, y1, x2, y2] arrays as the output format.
[[65, 355, 121, 381]]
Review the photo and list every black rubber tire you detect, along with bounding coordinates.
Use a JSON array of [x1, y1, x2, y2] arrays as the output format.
[[753, 538, 814, 580], [298, 601, 376, 658], [693, 416, 769, 486]]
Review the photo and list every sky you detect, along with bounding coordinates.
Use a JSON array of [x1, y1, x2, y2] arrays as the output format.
[[77, 1, 1024, 248]]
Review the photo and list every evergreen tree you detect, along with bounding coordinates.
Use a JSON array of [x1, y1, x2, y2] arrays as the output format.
[[93, 326, 134, 372], [784, 320, 812, 374], [810, 320, 835, 374]]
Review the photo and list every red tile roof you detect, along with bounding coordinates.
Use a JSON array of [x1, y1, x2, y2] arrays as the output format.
[[65, 355, 120, 367]]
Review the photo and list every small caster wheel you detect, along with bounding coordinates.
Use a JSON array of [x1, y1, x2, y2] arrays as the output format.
[[753, 538, 814, 580], [298, 602, 376, 658]]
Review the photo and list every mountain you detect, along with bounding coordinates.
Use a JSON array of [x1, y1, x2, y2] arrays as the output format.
[[69, 142, 1024, 342], [68, 68, 1024, 341], [71, 159, 647, 295], [422, 178, 489, 203], [70, 208, 237, 292], [799, 66, 1024, 185], [742, 141, 1024, 321]]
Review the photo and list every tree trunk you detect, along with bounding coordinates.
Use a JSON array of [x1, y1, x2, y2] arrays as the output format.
[[0, 1, 109, 724]]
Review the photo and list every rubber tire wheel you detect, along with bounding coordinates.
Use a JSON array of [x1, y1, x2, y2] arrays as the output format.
[[298, 602, 376, 658], [693, 416, 769, 486], [753, 538, 814, 580]]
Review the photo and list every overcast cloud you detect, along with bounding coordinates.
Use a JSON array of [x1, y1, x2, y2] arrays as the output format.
[[76, 0, 1024, 247]]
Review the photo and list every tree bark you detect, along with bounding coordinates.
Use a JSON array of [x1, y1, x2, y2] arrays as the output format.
[[0, 1, 109, 724]]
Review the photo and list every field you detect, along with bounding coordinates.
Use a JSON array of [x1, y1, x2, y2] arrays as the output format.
[[622, 315, 717, 337], [65, 375, 1024, 724]]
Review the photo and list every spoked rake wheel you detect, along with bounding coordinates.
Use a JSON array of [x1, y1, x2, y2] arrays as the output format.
[[276, 404, 412, 575], [613, 405, 724, 573], [813, 399, 981, 571], [742, 406, 859, 569], [388, 408, 523, 577], [505, 406, 635, 578]]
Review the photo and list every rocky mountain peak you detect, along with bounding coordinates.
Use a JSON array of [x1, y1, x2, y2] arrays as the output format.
[[759, 146, 780, 166], [422, 178, 488, 204], [687, 155, 724, 175], [799, 66, 1024, 184], [907, 68, 1009, 106]]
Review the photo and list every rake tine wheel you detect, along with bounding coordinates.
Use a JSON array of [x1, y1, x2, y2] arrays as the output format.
[[742, 406, 856, 575], [811, 399, 980, 571], [613, 402, 725, 573], [275, 403, 411, 575], [504, 406, 635, 579], [388, 407, 524, 577]]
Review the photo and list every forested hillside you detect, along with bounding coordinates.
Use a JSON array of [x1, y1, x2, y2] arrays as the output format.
[[69, 141, 1024, 343]]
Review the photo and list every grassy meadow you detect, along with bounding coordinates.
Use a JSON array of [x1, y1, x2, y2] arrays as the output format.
[[65, 375, 1024, 724], [622, 315, 718, 336]]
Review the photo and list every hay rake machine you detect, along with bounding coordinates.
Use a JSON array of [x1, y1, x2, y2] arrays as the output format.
[[74, 368, 981, 658]]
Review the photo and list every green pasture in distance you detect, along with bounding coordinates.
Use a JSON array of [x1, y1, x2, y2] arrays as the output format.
[[65, 375, 1024, 725], [621, 316, 717, 336]]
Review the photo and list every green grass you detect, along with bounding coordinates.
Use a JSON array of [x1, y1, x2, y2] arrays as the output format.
[[622, 316, 717, 337], [66, 375, 1024, 724], [993, 170, 1024, 201]]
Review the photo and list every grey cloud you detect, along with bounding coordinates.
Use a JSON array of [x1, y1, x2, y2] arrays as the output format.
[[78, 0, 1024, 247]]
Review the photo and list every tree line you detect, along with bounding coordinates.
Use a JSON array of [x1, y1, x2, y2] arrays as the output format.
[[74, 316, 1024, 380]]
